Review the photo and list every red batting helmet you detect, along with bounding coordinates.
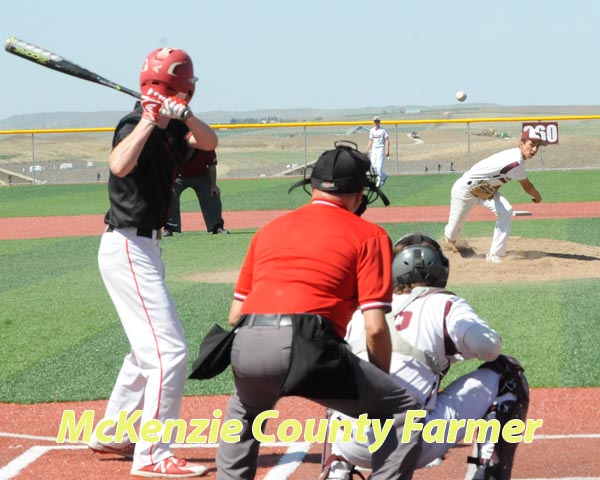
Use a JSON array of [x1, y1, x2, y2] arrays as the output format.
[[140, 48, 197, 99]]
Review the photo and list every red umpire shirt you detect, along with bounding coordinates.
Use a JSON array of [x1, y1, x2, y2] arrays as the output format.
[[233, 198, 393, 337]]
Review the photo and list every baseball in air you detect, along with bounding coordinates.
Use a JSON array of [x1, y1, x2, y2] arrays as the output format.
[[456, 90, 467, 102]]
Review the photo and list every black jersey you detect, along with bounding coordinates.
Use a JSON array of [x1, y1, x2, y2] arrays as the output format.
[[104, 104, 188, 230]]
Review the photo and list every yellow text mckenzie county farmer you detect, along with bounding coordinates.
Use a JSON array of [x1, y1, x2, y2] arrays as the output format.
[[56, 408, 543, 453]]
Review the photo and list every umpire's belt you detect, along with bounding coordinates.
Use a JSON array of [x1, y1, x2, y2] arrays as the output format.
[[106, 225, 161, 240], [244, 313, 296, 328]]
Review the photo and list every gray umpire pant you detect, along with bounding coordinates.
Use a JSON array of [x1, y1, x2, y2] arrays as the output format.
[[166, 173, 225, 233], [215, 323, 423, 480]]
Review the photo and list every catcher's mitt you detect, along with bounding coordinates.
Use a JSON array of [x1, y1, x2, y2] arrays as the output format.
[[469, 179, 497, 200]]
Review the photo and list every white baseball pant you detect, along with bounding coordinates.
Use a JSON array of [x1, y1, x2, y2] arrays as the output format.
[[332, 368, 500, 469], [370, 148, 388, 186], [94, 227, 188, 469], [444, 179, 514, 257]]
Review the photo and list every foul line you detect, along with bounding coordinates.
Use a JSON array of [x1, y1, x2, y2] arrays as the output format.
[[0, 438, 310, 480], [2, 431, 600, 480], [4, 431, 600, 443], [534, 434, 600, 440], [0, 432, 76, 443], [0, 445, 80, 480], [263, 442, 312, 480]]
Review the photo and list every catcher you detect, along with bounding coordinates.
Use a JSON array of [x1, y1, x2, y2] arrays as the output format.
[[443, 129, 543, 263], [321, 232, 530, 480]]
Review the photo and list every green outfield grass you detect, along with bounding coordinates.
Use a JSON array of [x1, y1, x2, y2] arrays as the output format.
[[0, 171, 598, 403], [0, 169, 598, 217]]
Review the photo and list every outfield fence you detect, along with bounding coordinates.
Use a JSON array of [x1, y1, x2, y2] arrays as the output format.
[[1, 114, 600, 185]]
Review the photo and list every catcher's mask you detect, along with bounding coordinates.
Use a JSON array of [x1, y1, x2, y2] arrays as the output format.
[[392, 231, 449, 288], [288, 141, 389, 214]]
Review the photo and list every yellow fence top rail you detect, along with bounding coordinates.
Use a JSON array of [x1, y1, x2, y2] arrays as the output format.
[[2, 114, 600, 135], [0, 127, 116, 135]]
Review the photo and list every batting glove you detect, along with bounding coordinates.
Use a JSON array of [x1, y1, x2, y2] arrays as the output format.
[[140, 87, 167, 125], [139, 88, 167, 125], [140, 95, 162, 124], [160, 96, 192, 121]]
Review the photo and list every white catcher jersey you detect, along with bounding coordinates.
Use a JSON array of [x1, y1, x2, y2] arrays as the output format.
[[345, 287, 497, 409], [461, 147, 528, 188]]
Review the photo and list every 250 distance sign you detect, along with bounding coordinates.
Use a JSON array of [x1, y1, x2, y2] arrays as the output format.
[[522, 122, 559, 144]]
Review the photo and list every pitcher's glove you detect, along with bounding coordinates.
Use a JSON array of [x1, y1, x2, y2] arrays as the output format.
[[469, 179, 497, 200]]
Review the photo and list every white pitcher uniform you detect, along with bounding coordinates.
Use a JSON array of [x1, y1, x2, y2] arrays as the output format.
[[444, 147, 528, 257], [331, 287, 504, 470]]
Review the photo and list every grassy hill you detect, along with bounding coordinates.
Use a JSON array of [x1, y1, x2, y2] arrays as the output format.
[[3, 103, 600, 130]]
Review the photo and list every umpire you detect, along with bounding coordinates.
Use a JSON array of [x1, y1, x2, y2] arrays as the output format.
[[216, 142, 422, 480]]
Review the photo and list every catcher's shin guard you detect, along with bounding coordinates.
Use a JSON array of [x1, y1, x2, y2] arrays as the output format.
[[468, 355, 530, 480], [319, 408, 367, 480]]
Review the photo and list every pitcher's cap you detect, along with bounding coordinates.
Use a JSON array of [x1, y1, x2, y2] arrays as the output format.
[[373, 116, 381, 122]]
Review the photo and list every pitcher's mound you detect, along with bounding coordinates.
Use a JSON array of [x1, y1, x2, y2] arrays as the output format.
[[184, 237, 600, 286], [446, 237, 600, 284]]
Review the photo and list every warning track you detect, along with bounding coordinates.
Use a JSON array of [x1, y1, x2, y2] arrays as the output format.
[[0, 201, 598, 241]]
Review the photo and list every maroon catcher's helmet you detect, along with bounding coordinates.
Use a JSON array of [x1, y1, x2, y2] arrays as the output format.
[[140, 48, 197, 99]]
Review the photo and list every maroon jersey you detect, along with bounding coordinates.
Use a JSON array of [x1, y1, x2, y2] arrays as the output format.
[[181, 149, 217, 178]]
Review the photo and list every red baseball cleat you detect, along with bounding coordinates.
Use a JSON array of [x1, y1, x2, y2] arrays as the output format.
[[130, 456, 207, 478]]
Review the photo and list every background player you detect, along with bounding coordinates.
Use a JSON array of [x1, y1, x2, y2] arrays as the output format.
[[323, 232, 530, 480], [366, 116, 390, 186], [443, 129, 543, 263], [88, 47, 217, 478], [164, 148, 229, 236]]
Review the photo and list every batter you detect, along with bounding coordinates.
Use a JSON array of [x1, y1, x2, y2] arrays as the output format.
[[88, 47, 218, 478]]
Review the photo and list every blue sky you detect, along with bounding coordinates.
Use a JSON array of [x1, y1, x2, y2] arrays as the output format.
[[1, 0, 599, 120]]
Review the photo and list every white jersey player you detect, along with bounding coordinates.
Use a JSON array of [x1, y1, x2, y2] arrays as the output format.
[[322, 232, 530, 480], [366, 116, 390, 186], [443, 129, 543, 263]]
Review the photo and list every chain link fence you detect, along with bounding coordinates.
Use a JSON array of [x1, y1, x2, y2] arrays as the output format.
[[1, 116, 599, 186]]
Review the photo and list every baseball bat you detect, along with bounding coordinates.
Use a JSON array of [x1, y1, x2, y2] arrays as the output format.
[[4, 36, 141, 99]]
